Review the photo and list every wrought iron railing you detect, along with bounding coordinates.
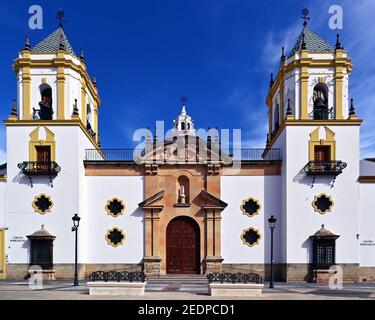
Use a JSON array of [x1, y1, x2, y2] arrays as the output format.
[[304, 160, 347, 176], [88, 271, 146, 282], [207, 272, 263, 284], [85, 148, 282, 162], [18, 161, 61, 176]]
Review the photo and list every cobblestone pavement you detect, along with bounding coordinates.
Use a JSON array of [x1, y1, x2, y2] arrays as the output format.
[[0, 281, 375, 300]]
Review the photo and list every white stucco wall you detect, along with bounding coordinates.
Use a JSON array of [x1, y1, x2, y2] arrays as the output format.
[[283, 125, 360, 264], [83, 176, 144, 264], [221, 175, 281, 264], [5, 125, 95, 264], [359, 182, 375, 266], [0, 182, 6, 228]]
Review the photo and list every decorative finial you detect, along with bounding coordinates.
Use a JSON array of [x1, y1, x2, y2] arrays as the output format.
[[301, 8, 310, 27], [59, 34, 65, 51], [269, 73, 274, 88], [335, 33, 342, 50], [280, 46, 286, 64], [24, 34, 31, 51], [56, 8, 65, 28], [93, 74, 97, 87], [301, 32, 307, 50], [321, 224, 325, 229], [349, 98, 356, 116], [80, 47, 85, 62], [41, 224, 45, 229], [72, 99, 79, 116], [286, 98, 292, 116], [11, 99, 17, 117]]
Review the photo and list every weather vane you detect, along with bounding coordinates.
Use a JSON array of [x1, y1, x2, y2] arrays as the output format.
[[301, 8, 310, 26], [56, 8, 66, 28], [180, 96, 188, 105]]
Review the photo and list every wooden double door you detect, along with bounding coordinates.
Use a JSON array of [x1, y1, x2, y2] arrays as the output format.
[[166, 217, 200, 274]]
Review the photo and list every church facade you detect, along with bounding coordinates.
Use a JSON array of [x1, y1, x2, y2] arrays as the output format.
[[1, 19, 375, 283]]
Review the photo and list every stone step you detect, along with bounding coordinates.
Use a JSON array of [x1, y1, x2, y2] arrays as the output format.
[[146, 274, 209, 293]]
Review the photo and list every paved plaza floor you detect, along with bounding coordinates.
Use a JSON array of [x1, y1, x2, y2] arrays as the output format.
[[0, 280, 375, 300]]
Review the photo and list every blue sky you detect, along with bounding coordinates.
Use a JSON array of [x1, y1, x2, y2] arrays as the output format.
[[0, 0, 374, 161]]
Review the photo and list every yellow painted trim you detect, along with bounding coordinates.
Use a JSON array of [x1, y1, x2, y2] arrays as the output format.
[[0, 175, 6, 182], [0, 229, 6, 279], [56, 56, 65, 120], [105, 227, 126, 247], [22, 67, 31, 120], [268, 102, 273, 139], [335, 66, 344, 120], [13, 57, 101, 106], [81, 80, 87, 125], [4, 119, 103, 156], [29, 127, 56, 162], [308, 127, 336, 161], [32, 193, 54, 215], [300, 50, 310, 120], [280, 66, 285, 120], [94, 105, 99, 143], [240, 227, 262, 247], [105, 197, 126, 217], [240, 197, 261, 218], [312, 193, 334, 215], [263, 118, 362, 157]]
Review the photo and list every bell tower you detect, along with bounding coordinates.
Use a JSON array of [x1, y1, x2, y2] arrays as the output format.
[[9, 23, 100, 140], [263, 10, 362, 281], [3, 12, 102, 277]]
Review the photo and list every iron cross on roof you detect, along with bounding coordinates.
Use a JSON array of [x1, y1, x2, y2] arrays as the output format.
[[301, 8, 310, 26], [180, 96, 188, 106], [56, 8, 66, 28]]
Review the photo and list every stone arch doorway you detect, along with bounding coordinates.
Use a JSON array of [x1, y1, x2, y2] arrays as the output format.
[[166, 216, 200, 274]]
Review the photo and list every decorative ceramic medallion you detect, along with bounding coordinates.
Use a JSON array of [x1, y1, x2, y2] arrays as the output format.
[[240, 197, 261, 217], [241, 227, 261, 247], [105, 227, 125, 247], [105, 197, 125, 217], [32, 194, 53, 215], [312, 193, 334, 214]]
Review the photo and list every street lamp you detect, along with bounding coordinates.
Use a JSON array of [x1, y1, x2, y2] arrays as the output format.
[[71, 214, 81, 286], [268, 215, 277, 288]]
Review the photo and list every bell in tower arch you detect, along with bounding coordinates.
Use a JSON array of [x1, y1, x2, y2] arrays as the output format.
[[313, 82, 329, 120]]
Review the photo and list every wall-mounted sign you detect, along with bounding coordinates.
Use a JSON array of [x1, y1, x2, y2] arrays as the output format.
[[10, 236, 26, 243]]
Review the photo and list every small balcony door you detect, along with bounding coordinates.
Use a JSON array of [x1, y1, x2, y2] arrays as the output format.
[[314, 146, 330, 161], [36, 146, 51, 172]]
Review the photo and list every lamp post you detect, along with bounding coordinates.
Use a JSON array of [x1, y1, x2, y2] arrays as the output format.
[[268, 215, 277, 288], [71, 214, 81, 286]]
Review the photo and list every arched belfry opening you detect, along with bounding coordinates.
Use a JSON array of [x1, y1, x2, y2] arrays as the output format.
[[313, 82, 329, 120], [166, 216, 200, 274], [34, 83, 53, 120]]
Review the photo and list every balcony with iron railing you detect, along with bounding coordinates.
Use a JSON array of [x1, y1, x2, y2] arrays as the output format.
[[18, 161, 61, 176], [304, 160, 347, 176], [85, 148, 282, 162]]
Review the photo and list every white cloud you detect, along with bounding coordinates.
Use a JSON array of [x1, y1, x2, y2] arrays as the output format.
[[262, 22, 302, 72]]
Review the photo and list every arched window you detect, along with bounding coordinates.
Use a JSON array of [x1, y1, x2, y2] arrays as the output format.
[[36, 84, 53, 120], [181, 122, 186, 131], [313, 82, 329, 120], [177, 175, 190, 204], [274, 103, 280, 132], [86, 104, 92, 128]]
